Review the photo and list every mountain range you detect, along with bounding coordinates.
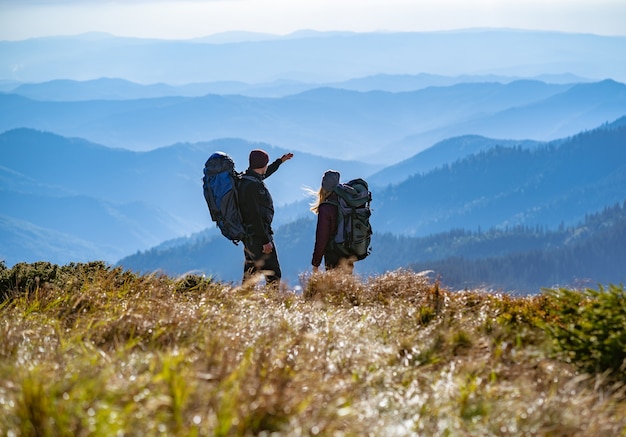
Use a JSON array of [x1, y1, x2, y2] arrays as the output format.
[[2, 80, 625, 164], [1, 29, 625, 290], [2, 114, 625, 271], [3, 73, 593, 101], [2, 30, 625, 84], [117, 118, 626, 290]]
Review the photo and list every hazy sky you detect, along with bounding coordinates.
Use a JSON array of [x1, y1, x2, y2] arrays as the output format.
[[1, 0, 625, 41]]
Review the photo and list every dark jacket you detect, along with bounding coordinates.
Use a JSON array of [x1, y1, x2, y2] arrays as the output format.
[[238, 159, 282, 245], [311, 193, 339, 267]]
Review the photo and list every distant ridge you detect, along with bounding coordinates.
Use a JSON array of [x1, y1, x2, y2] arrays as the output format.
[[3, 80, 623, 164], [1, 30, 624, 84], [5, 73, 593, 101], [367, 135, 543, 187]]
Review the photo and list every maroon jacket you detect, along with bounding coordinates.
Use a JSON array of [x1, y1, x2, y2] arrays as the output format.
[[311, 194, 338, 267]]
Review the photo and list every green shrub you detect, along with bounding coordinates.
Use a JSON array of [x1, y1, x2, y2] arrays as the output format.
[[174, 273, 214, 294], [543, 284, 626, 381], [0, 261, 118, 303]]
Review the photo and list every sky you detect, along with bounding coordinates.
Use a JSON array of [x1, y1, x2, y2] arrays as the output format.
[[1, 0, 626, 41]]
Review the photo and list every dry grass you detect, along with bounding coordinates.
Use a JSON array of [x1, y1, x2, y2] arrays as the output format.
[[0, 262, 625, 436]]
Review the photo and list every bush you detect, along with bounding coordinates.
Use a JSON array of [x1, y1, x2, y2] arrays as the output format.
[[543, 284, 626, 381], [0, 261, 61, 302], [0, 261, 122, 303]]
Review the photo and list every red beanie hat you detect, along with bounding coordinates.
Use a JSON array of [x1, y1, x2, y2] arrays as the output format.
[[249, 149, 270, 169]]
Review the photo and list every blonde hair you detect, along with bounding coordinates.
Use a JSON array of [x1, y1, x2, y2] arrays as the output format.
[[308, 187, 334, 214]]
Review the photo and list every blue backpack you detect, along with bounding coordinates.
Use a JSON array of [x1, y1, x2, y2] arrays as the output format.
[[202, 152, 247, 244]]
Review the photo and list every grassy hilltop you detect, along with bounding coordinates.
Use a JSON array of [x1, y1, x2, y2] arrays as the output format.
[[1, 261, 625, 436]]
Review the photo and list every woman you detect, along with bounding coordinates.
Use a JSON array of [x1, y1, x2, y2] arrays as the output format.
[[310, 170, 353, 273]]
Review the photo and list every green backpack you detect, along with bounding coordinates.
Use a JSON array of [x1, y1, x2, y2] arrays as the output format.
[[328, 178, 373, 260]]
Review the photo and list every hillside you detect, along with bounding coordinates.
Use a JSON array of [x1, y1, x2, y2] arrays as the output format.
[[117, 118, 626, 290], [0, 215, 105, 264], [1, 264, 625, 435], [0, 129, 377, 265], [374, 118, 626, 235], [367, 135, 543, 186], [404, 202, 626, 292], [0, 128, 378, 208], [0, 191, 179, 264], [118, 198, 626, 293]]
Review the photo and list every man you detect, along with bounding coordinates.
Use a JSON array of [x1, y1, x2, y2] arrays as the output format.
[[238, 149, 294, 285]]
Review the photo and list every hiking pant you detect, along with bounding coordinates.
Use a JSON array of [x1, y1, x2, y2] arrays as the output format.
[[324, 251, 355, 274], [242, 239, 282, 285]]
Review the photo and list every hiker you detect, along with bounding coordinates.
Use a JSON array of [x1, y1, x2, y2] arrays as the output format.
[[310, 170, 354, 274], [238, 149, 293, 285]]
